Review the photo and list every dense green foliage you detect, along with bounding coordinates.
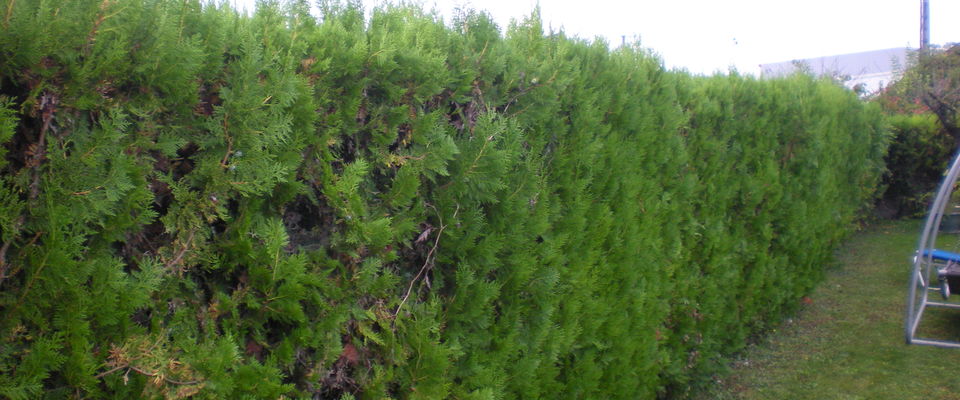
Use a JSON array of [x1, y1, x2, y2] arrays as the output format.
[[699, 220, 960, 400], [873, 46, 960, 219], [877, 45, 960, 142], [0, 1, 887, 398], [876, 113, 952, 218]]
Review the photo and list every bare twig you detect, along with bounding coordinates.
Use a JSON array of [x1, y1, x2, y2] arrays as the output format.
[[29, 92, 58, 200], [94, 364, 129, 379], [130, 366, 200, 386], [84, 0, 122, 55], [502, 70, 558, 114], [164, 230, 195, 272], [219, 115, 233, 168], [395, 204, 459, 316], [4, 0, 15, 27], [96, 365, 199, 386]]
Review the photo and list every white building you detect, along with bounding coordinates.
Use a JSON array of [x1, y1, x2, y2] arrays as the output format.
[[760, 47, 910, 93]]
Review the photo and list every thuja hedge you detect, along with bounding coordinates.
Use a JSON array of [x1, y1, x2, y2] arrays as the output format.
[[0, 1, 887, 398]]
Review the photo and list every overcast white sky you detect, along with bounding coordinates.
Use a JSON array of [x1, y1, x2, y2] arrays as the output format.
[[235, 0, 960, 75]]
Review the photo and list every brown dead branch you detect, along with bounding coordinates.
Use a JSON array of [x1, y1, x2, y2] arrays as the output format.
[[395, 204, 458, 317]]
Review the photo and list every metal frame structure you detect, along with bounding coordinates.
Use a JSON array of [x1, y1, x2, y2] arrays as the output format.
[[906, 149, 960, 348]]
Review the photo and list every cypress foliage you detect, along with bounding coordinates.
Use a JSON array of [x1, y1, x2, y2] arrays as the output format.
[[0, 1, 888, 398]]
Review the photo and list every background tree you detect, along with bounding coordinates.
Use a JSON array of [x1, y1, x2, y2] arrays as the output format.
[[874, 44, 960, 218], [879, 45, 960, 140]]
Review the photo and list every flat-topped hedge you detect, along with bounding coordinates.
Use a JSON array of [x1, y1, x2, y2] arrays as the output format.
[[0, 1, 887, 398]]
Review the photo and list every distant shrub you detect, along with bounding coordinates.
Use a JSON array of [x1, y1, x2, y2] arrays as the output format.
[[876, 113, 952, 218]]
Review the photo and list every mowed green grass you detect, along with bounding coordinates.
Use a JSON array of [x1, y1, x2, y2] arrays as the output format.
[[698, 219, 960, 400]]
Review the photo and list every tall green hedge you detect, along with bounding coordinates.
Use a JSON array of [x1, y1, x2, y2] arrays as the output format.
[[0, 1, 888, 398]]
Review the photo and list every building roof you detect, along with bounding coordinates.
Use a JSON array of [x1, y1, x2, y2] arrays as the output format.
[[760, 47, 910, 93]]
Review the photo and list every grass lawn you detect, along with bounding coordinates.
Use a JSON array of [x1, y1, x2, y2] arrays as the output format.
[[697, 219, 960, 400]]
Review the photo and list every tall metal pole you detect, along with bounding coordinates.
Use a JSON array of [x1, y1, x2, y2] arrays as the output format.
[[921, 0, 930, 50]]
